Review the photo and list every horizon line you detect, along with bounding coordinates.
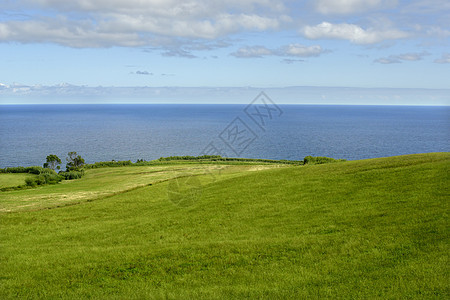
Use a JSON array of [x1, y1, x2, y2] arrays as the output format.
[[1, 102, 449, 107]]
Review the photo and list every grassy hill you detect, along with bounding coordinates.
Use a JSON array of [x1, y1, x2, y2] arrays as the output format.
[[0, 173, 36, 189], [0, 153, 448, 299]]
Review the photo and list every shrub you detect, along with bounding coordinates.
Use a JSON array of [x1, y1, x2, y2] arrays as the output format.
[[25, 177, 37, 187], [2, 166, 51, 174], [27, 166, 47, 174], [84, 160, 132, 169], [4, 166, 27, 173], [157, 155, 222, 161], [24, 173, 62, 187], [59, 170, 84, 180], [40, 168, 57, 175], [303, 156, 346, 165]]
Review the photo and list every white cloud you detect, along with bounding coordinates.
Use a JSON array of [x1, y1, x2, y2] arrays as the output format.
[[282, 59, 304, 64], [302, 22, 409, 44], [0, 18, 149, 48], [396, 52, 429, 61], [22, 0, 287, 15], [374, 52, 429, 64], [230, 46, 273, 58], [135, 71, 153, 75], [314, 0, 397, 15], [1, 84, 449, 106], [0, 23, 9, 39], [231, 44, 325, 58], [282, 44, 323, 56], [162, 48, 197, 58], [401, 0, 450, 14], [0, 0, 447, 63], [426, 26, 450, 38], [100, 12, 282, 39], [0, 0, 289, 47], [434, 53, 450, 64], [374, 57, 400, 64]]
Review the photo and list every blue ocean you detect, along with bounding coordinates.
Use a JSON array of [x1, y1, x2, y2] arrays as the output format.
[[0, 104, 448, 168]]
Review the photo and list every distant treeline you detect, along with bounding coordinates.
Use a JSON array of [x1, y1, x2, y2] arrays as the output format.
[[84, 160, 134, 169], [0, 166, 47, 174], [155, 155, 302, 165], [1, 155, 346, 174], [0, 155, 346, 191], [303, 156, 346, 165], [80, 155, 346, 168], [0, 167, 84, 190]]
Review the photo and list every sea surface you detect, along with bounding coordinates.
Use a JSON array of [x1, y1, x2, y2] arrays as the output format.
[[0, 104, 448, 168]]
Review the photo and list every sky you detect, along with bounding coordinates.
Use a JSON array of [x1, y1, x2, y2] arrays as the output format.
[[0, 0, 449, 105]]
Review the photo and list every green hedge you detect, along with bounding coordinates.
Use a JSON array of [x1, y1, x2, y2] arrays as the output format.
[[157, 155, 222, 161], [0, 166, 48, 174], [0, 165, 85, 189], [82, 156, 301, 168], [59, 170, 85, 180], [84, 160, 133, 169], [156, 155, 301, 165], [303, 156, 346, 165], [2, 155, 346, 178], [25, 173, 62, 187]]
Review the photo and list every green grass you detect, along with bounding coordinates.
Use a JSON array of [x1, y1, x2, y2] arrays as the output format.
[[0, 173, 36, 189], [0, 164, 284, 213], [0, 153, 448, 299]]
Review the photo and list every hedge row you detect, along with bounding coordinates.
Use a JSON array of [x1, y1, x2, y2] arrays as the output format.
[[156, 155, 301, 165], [303, 156, 346, 165], [59, 170, 85, 180], [25, 173, 62, 187], [2, 155, 345, 180], [157, 155, 222, 161], [0, 166, 48, 174], [84, 161, 133, 169]]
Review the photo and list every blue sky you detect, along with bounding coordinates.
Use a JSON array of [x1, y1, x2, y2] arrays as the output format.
[[0, 0, 449, 105]]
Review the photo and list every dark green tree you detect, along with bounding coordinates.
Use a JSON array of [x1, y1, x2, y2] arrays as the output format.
[[43, 154, 61, 171], [66, 151, 85, 171]]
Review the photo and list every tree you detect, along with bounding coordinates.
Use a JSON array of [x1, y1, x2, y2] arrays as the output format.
[[66, 151, 85, 170], [43, 154, 61, 171]]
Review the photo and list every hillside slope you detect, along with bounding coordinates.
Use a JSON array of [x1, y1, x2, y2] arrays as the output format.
[[0, 153, 448, 299]]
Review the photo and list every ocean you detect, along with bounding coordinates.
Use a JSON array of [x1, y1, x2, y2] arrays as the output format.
[[0, 104, 448, 168]]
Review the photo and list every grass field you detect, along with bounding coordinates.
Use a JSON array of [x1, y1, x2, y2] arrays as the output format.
[[0, 164, 283, 213], [0, 173, 36, 189], [0, 153, 448, 299]]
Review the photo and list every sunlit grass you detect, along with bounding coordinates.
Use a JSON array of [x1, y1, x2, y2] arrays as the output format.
[[0, 164, 286, 212], [0, 153, 448, 299], [0, 173, 36, 189]]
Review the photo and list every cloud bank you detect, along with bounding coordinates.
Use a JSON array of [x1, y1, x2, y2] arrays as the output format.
[[0, 0, 289, 48], [1, 0, 448, 50], [374, 52, 430, 64], [314, 0, 397, 15], [302, 22, 409, 44], [434, 53, 450, 64], [0, 83, 448, 106], [231, 44, 324, 58]]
